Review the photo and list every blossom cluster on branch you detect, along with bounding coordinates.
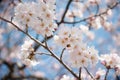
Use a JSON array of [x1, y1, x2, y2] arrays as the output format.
[[0, 0, 120, 80], [13, 0, 57, 36], [54, 26, 99, 68]]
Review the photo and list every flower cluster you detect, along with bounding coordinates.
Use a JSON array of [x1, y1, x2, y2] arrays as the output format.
[[100, 53, 120, 69], [54, 26, 99, 68], [54, 26, 83, 48], [69, 45, 99, 68], [100, 53, 120, 68], [100, 53, 120, 76], [13, 0, 57, 36], [20, 39, 37, 66]]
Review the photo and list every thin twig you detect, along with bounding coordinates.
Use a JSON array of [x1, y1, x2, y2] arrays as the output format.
[[62, 1, 120, 24], [44, 35, 48, 47], [79, 67, 82, 80], [35, 52, 51, 56], [95, 0, 100, 15], [57, 0, 73, 26], [104, 68, 109, 80], [84, 67, 95, 80], [60, 48, 66, 60]]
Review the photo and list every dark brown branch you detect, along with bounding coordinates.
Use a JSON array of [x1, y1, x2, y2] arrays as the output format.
[[104, 68, 109, 80], [84, 67, 95, 80], [116, 75, 120, 80], [79, 67, 82, 80], [44, 35, 79, 79], [0, 56, 47, 80], [33, 36, 53, 51], [62, 1, 120, 24], [57, 0, 73, 26], [60, 48, 66, 60]]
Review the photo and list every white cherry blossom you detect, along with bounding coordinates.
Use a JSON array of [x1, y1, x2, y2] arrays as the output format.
[[100, 53, 120, 68], [14, 0, 57, 37]]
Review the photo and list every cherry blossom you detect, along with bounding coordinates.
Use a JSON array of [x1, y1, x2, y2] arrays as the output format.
[[13, 0, 57, 36], [100, 53, 120, 68], [0, 0, 120, 80], [20, 39, 39, 66]]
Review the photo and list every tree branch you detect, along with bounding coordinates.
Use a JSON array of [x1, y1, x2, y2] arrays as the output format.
[[84, 67, 95, 80], [79, 67, 82, 80], [60, 48, 66, 60], [57, 0, 73, 26], [0, 17, 79, 79], [104, 68, 109, 80], [62, 1, 120, 24]]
